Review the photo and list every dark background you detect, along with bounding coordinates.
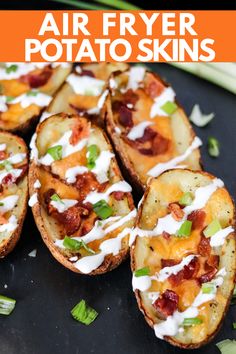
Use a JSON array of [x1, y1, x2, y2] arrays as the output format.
[[0, 63, 236, 354], [1, 0, 236, 10]]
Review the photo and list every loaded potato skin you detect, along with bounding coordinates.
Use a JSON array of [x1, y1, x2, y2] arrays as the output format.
[[29, 113, 136, 275], [105, 67, 202, 193], [131, 169, 236, 348], [0, 131, 28, 257]]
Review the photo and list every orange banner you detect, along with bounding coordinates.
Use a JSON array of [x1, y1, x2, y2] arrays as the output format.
[[0, 10, 235, 62]]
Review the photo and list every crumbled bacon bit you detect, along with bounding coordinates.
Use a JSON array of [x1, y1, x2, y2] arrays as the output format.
[[187, 210, 206, 231], [199, 255, 219, 284], [168, 257, 200, 286], [153, 289, 179, 318], [50, 206, 84, 236], [161, 259, 179, 268], [69, 119, 90, 146], [118, 105, 133, 128], [168, 203, 184, 221], [0, 151, 7, 160], [136, 127, 157, 143], [75, 172, 108, 200], [2, 174, 15, 185], [112, 191, 125, 201], [162, 231, 171, 240], [0, 214, 7, 225], [20, 67, 52, 88], [80, 69, 95, 78], [123, 89, 139, 107], [144, 73, 165, 99], [198, 235, 211, 257]]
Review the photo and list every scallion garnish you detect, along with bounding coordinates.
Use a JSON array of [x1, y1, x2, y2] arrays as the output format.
[[233, 323, 236, 330], [26, 90, 39, 97], [216, 339, 236, 354], [63, 236, 95, 254], [0, 160, 12, 171], [93, 199, 113, 220], [6, 64, 18, 74], [160, 101, 178, 115], [202, 282, 216, 294], [0, 202, 4, 206], [203, 219, 221, 238], [177, 220, 192, 237], [47, 145, 62, 161], [0, 294, 16, 315], [134, 267, 150, 277], [71, 299, 98, 325], [179, 192, 193, 206], [6, 96, 14, 103], [208, 137, 220, 157], [86, 144, 99, 170], [50, 193, 64, 204], [183, 317, 203, 326]]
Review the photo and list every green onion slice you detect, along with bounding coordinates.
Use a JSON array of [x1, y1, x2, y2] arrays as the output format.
[[6, 96, 14, 103], [6, 64, 18, 74], [233, 323, 236, 330], [0, 295, 16, 315], [216, 339, 236, 354], [177, 220, 192, 237], [63, 236, 95, 254], [161, 101, 178, 115], [179, 192, 193, 206], [86, 144, 99, 170], [134, 267, 150, 277], [26, 90, 38, 96], [71, 299, 98, 325], [208, 137, 220, 157], [203, 219, 221, 238], [0, 160, 13, 171], [202, 282, 216, 294], [183, 317, 203, 326], [93, 200, 113, 220], [0, 202, 4, 206], [50, 193, 64, 204], [47, 145, 62, 161]]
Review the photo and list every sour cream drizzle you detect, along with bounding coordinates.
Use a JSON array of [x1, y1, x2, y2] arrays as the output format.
[[50, 199, 78, 213], [157, 255, 196, 282], [153, 268, 226, 339], [150, 87, 176, 118], [210, 226, 234, 247], [0, 215, 18, 233], [125, 66, 146, 92], [84, 181, 132, 204], [66, 74, 105, 96], [129, 178, 224, 244], [0, 195, 19, 214], [127, 121, 153, 141], [10, 92, 52, 109], [147, 136, 202, 178]]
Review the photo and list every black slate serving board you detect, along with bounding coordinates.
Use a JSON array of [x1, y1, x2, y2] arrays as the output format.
[[0, 63, 235, 354]]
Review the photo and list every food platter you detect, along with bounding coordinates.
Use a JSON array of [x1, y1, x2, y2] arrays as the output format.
[[0, 63, 235, 354]]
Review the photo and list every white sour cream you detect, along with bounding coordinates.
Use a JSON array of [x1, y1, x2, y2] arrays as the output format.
[[126, 66, 146, 92], [210, 226, 234, 247], [50, 199, 77, 213], [0, 96, 8, 112], [0, 144, 6, 151], [0, 195, 19, 214], [157, 255, 196, 282], [127, 121, 153, 141], [0, 215, 18, 232], [132, 275, 152, 292], [84, 181, 132, 204], [33, 179, 41, 189], [66, 74, 105, 96], [150, 87, 176, 118], [10, 92, 52, 109], [28, 193, 38, 207], [0, 168, 22, 184], [147, 136, 202, 177], [65, 166, 88, 183]]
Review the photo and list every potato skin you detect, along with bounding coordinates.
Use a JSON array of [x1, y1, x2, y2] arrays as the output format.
[[0, 132, 28, 258], [105, 70, 202, 194], [130, 169, 236, 349], [29, 113, 135, 275]]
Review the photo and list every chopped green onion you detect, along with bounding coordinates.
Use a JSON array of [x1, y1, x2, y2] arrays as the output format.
[[50, 193, 64, 204], [6, 96, 14, 103], [134, 267, 150, 277], [208, 137, 220, 157], [183, 317, 203, 326], [189, 104, 214, 127], [203, 219, 221, 238], [0, 295, 16, 315], [177, 220, 192, 237], [0, 160, 12, 171], [26, 90, 38, 96], [93, 200, 113, 220], [71, 299, 98, 325], [161, 101, 178, 115], [6, 64, 18, 74], [0, 202, 4, 206], [202, 282, 216, 294], [179, 192, 193, 206], [47, 145, 62, 161], [63, 236, 95, 254], [216, 339, 236, 354], [86, 144, 99, 170], [233, 323, 236, 329]]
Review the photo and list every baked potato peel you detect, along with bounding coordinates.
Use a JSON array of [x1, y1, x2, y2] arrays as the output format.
[[131, 169, 236, 349]]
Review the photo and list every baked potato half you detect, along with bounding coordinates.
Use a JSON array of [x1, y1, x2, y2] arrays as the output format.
[[105, 66, 202, 193], [0, 62, 72, 133], [29, 113, 136, 275], [47, 63, 129, 125], [131, 169, 236, 349], [0, 131, 28, 258]]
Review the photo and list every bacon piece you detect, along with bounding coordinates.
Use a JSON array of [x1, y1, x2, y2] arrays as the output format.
[[80, 69, 95, 78], [198, 235, 211, 257], [136, 127, 157, 143], [50, 206, 84, 235], [80, 213, 98, 236], [168, 257, 200, 286], [187, 210, 206, 231], [168, 203, 184, 221], [0, 151, 7, 160], [118, 105, 133, 128], [161, 259, 179, 268], [162, 231, 171, 240], [20, 67, 52, 88], [75, 172, 108, 200], [145, 74, 165, 99], [153, 289, 179, 318], [112, 191, 125, 201], [0, 214, 8, 225], [0, 164, 27, 186], [69, 119, 90, 146], [123, 89, 139, 107], [199, 255, 219, 284]]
